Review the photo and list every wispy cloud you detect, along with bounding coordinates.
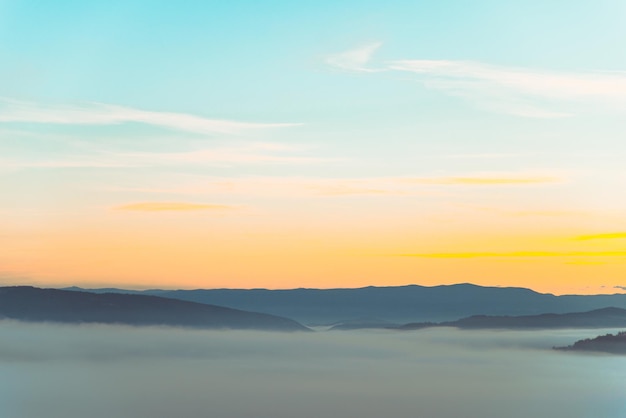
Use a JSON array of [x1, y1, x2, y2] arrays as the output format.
[[442, 153, 535, 160], [113, 202, 237, 212], [575, 232, 626, 241], [400, 251, 626, 258], [0, 157, 130, 169], [328, 44, 626, 117], [388, 60, 626, 99], [106, 172, 560, 200], [326, 42, 384, 72], [118, 145, 335, 166], [400, 176, 559, 186], [108, 177, 404, 198], [0, 98, 299, 135], [1, 142, 333, 170], [306, 185, 397, 196], [506, 210, 586, 217], [387, 59, 626, 117], [464, 206, 588, 218]]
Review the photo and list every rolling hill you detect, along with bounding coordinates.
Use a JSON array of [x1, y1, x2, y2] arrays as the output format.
[[400, 307, 626, 330], [0, 286, 309, 331]]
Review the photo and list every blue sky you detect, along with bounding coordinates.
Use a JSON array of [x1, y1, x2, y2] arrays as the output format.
[[1, 0, 626, 292]]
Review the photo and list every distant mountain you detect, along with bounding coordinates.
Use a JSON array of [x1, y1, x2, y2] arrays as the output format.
[[554, 331, 626, 354], [401, 307, 626, 330], [64, 283, 626, 324], [0, 286, 309, 331]]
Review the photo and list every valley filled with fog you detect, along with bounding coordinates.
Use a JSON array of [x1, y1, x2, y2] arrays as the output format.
[[1, 322, 625, 418]]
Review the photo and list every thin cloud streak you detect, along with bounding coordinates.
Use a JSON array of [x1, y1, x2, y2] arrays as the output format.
[[388, 60, 626, 117], [575, 232, 626, 241], [307, 185, 398, 196], [0, 98, 300, 135], [105, 173, 561, 199], [464, 206, 589, 218], [507, 210, 586, 217], [1, 143, 334, 170], [388, 60, 626, 99], [113, 202, 237, 212], [402, 176, 558, 185], [119, 147, 336, 165], [0, 158, 131, 169], [442, 152, 536, 159], [400, 251, 626, 258]]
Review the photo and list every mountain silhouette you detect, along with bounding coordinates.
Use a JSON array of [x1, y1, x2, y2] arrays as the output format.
[[401, 307, 626, 330], [0, 286, 309, 331], [65, 283, 626, 324]]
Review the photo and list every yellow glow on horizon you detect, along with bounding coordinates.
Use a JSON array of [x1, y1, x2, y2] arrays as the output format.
[[2, 218, 626, 296], [2, 194, 625, 296]]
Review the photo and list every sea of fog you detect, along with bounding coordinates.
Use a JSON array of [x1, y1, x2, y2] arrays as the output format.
[[1, 322, 625, 418]]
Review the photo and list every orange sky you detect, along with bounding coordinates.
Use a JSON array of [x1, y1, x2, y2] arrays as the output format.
[[2, 197, 625, 294]]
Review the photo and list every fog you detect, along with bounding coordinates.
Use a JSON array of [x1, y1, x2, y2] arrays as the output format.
[[1, 322, 625, 418]]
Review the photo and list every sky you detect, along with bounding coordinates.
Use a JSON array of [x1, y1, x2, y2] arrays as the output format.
[[1, 0, 626, 294]]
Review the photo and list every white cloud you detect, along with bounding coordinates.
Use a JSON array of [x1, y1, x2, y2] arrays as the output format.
[[326, 42, 384, 72], [0, 98, 300, 134], [389, 60, 626, 99], [387, 59, 626, 117], [326, 43, 626, 117]]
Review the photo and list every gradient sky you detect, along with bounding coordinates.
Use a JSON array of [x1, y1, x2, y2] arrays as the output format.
[[1, 0, 626, 294]]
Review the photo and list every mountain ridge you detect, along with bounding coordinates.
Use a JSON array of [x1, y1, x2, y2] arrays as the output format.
[[63, 283, 626, 324], [0, 286, 310, 331]]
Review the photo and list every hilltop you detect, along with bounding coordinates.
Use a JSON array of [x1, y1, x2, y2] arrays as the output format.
[[0, 286, 309, 331]]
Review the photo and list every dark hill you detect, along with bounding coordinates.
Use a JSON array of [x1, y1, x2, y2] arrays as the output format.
[[555, 331, 626, 354], [400, 307, 626, 330], [0, 286, 309, 331]]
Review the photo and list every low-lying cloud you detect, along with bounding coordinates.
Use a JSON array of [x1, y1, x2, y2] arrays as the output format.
[[1, 321, 624, 418]]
